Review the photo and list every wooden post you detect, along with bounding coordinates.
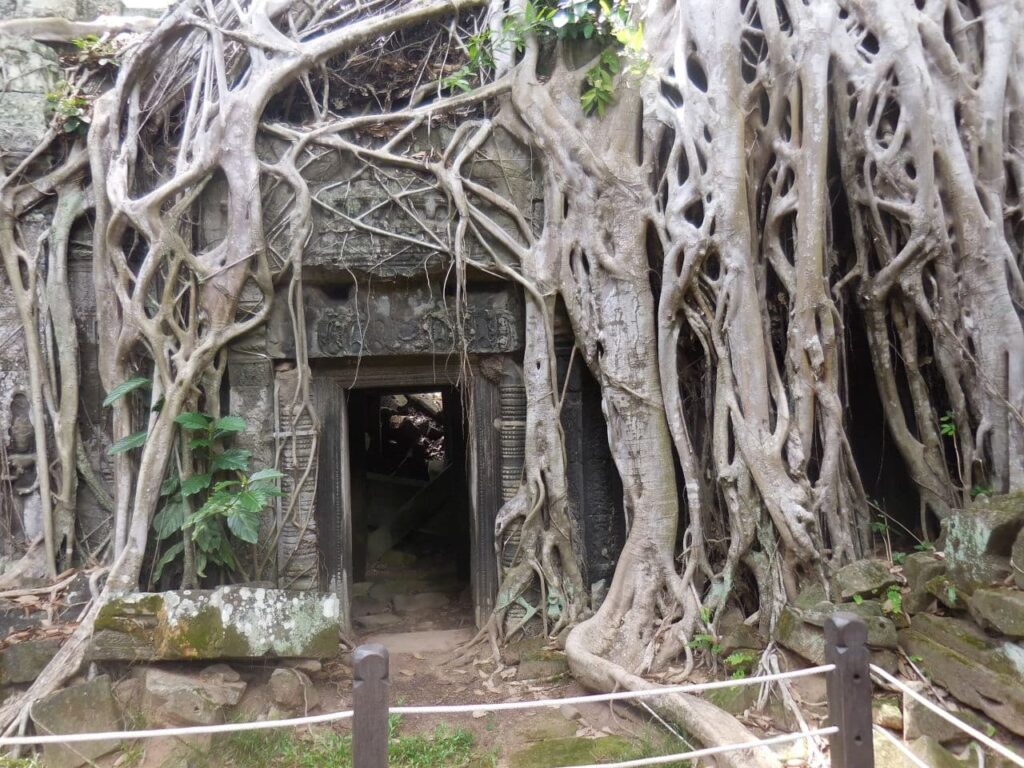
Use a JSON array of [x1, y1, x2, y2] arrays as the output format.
[[825, 612, 874, 768], [353, 643, 389, 768]]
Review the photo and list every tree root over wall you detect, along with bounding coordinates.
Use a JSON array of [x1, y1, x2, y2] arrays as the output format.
[[1, 1, 1022, 763]]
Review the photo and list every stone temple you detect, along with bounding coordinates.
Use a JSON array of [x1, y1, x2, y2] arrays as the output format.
[[0, 4, 626, 641]]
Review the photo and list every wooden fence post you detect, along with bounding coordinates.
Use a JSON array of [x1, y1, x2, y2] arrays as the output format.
[[825, 612, 874, 768], [353, 643, 390, 768]]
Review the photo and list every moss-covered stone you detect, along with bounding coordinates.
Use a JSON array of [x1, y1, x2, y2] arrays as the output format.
[[967, 587, 1024, 637], [0, 636, 63, 685], [706, 683, 759, 716], [831, 559, 899, 601], [903, 551, 946, 614], [944, 493, 1024, 594], [509, 736, 636, 768], [90, 587, 341, 661], [898, 614, 1024, 736]]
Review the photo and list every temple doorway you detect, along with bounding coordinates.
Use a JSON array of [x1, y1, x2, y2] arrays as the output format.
[[346, 387, 473, 633]]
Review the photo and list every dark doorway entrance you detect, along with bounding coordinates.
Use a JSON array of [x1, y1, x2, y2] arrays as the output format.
[[345, 387, 473, 633]]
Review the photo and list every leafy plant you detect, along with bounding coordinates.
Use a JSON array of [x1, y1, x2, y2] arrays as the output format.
[[71, 34, 121, 67], [884, 585, 903, 615], [687, 633, 721, 654], [971, 484, 992, 499], [946, 584, 957, 605], [582, 49, 620, 116], [153, 412, 283, 581], [852, 594, 864, 605], [914, 540, 936, 552], [46, 83, 90, 134], [724, 649, 758, 678], [892, 551, 907, 565], [939, 411, 957, 437]]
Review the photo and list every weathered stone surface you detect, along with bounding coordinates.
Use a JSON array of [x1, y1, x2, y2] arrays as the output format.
[[898, 614, 1024, 736], [777, 606, 826, 664], [968, 587, 1024, 637], [925, 573, 963, 610], [706, 683, 759, 716], [0, 37, 60, 162], [718, 622, 765, 655], [89, 587, 340, 661], [30, 676, 121, 768], [799, 599, 899, 648], [516, 640, 569, 681], [873, 695, 903, 731], [0, 636, 62, 684], [1014, 528, 1024, 590], [269, 668, 320, 712], [831, 559, 899, 601], [903, 551, 946, 614], [143, 668, 246, 726], [944, 493, 1024, 594], [903, 682, 994, 743]]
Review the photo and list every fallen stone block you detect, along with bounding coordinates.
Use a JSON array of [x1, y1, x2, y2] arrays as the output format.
[[30, 675, 121, 768], [143, 667, 246, 727], [898, 614, 1024, 736], [0, 636, 63, 685], [831, 559, 899, 601], [903, 551, 945, 614], [967, 587, 1024, 637], [269, 668, 320, 712], [944, 493, 1024, 594], [902, 681, 994, 744], [89, 587, 340, 661]]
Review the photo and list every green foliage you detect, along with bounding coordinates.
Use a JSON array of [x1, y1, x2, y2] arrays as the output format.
[[108, 430, 148, 455], [102, 376, 152, 407], [217, 724, 478, 768], [153, 412, 282, 583], [441, 0, 645, 117], [723, 649, 757, 678], [939, 411, 957, 437], [914, 540, 936, 552], [852, 594, 864, 605], [946, 584, 957, 605], [71, 33, 121, 67], [45, 82, 90, 134], [884, 585, 903, 615], [891, 551, 907, 565], [971, 484, 992, 499], [687, 633, 721, 655]]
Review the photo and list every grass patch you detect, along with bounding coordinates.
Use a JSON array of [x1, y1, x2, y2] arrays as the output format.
[[213, 720, 480, 768]]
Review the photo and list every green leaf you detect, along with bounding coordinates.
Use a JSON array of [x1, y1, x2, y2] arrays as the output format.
[[211, 448, 252, 473], [175, 412, 212, 431], [160, 474, 179, 497], [213, 415, 247, 435], [189, 436, 213, 450], [237, 489, 268, 514], [195, 549, 208, 578], [153, 498, 186, 540], [249, 468, 284, 483], [180, 473, 212, 496], [154, 541, 185, 582], [226, 505, 261, 544], [108, 430, 148, 455], [102, 377, 151, 407]]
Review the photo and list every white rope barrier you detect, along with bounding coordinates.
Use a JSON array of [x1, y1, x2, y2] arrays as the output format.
[[561, 725, 839, 768], [872, 724, 930, 768], [870, 664, 1024, 767], [0, 708, 354, 747], [0, 664, 834, 749], [390, 664, 835, 715]]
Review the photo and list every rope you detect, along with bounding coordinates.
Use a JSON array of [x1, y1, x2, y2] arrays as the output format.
[[390, 664, 835, 715], [870, 664, 1024, 767], [561, 726, 839, 768], [0, 709, 354, 747], [872, 725, 930, 768], [0, 664, 834, 748]]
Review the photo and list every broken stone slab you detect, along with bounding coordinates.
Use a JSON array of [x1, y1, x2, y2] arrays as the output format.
[[269, 668, 320, 713], [967, 587, 1024, 637], [718, 622, 765, 655], [89, 587, 340, 661], [925, 573, 964, 610], [778, 607, 900, 672], [944, 493, 1024, 594], [143, 667, 246, 727], [516, 639, 569, 681], [898, 613, 1024, 736], [903, 551, 946, 614], [799, 599, 899, 648], [0, 636, 62, 685], [830, 559, 899, 601], [30, 675, 121, 768], [902, 681, 995, 744], [873, 695, 903, 731]]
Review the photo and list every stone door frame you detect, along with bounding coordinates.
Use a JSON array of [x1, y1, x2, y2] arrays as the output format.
[[312, 355, 504, 631]]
